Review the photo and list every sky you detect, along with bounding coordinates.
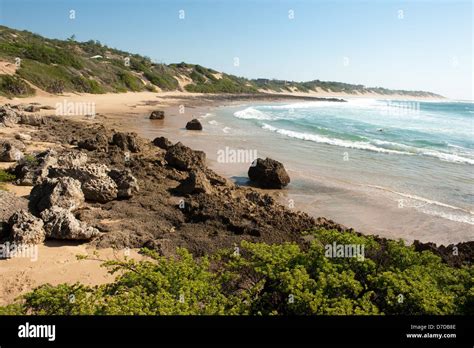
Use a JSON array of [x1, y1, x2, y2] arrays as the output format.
[[0, 0, 472, 100]]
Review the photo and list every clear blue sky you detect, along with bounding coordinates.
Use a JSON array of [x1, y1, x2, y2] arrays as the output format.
[[0, 0, 472, 99]]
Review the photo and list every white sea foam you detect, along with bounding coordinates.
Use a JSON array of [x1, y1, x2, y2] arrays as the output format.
[[261, 123, 407, 155], [234, 107, 275, 120], [367, 185, 474, 225]]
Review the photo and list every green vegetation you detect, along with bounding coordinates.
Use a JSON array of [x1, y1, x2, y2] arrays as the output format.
[[0, 229, 470, 315], [0, 74, 35, 97], [0, 169, 15, 190], [0, 25, 443, 98]]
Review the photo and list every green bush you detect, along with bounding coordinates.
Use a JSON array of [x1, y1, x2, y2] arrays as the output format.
[[0, 74, 35, 97], [1, 229, 470, 315]]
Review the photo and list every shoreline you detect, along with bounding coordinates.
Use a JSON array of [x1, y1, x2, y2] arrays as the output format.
[[0, 95, 472, 305]]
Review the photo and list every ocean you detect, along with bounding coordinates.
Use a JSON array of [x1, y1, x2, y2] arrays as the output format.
[[138, 98, 474, 243]]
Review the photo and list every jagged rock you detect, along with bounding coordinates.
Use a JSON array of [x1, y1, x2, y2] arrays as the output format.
[[49, 164, 118, 203], [165, 142, 206, 171], [41, 207, 101, 240], [77, 133, 109, 152], [13, 149, 58, 186], [108, 169, 139, 198], [8, 210, 45, 245], [0, 191, 28, 223], [0, 142, 23, 162], [185, 118, 203, 130], [15, 133, 32, 141], [149, 110, 165, 120], [248, 158, 290, 189], [29, 177, 85, 213], [175, 171, 213, 195], [152, 136, 173, 150], [111, 132, 141, 152], [57, 151, 88, 167], [0, 106, 19, 127], [18, 114, 46, 126], [24, 105, 40, 113]]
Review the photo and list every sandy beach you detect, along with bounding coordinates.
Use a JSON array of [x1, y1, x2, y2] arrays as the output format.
[[0, 90, 469, 305]]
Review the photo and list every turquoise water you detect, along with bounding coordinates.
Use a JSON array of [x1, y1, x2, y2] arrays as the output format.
[[206, 99, 474, 230], [233, 99, 474, 165]]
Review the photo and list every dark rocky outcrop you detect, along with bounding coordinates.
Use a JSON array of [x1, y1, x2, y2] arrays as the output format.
[[165, 142, 206, 171], [0, 141, 23, 162], [149, 110, 165, 120], [111, 132, 141, 153], [175, 171, 213, 195], [19, 114, 46, 127], [108, 169, 139, 199], [152, 136, 173, 150], [13, 149, 58, 186], [185, 118, 203, 130], [413, 240, 474, 267], [77, 133, 109, 152], [248, 157, 290, 189]]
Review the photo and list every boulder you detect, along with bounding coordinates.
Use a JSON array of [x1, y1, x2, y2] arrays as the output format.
[[0, 142, 23, 162], [248, 158, 290, 189], [175, 171, 213, 195], [15, 133, 32, 141], [152, 136, 173, 150], [8, 210, 45, 245], [57, 151, 88, 167], [111, 132, 141, 153], [0, 106, 20, 127], [108, 169, 139, 199], [24, 105, 40, 113], [77, 133, 109, 152], [49, 164, 118, 203], [165, 142, 206, 171], [29, 177, 85, 213], [185, 118, 203, 131], [0, 190, 28, 223], [13, 149, 58, 186], [41, 207, 101, 240], [149, 110, 165, 120], [18, 114, 47, 126]]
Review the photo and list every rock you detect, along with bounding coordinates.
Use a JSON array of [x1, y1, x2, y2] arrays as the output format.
[[13, 149, 58, 186], [248, 158, 290, 189], [8, 210, 45, 245], [0, 142, 23, 162], [185, 118, 203, 131], [0, 106, 20, 127], [165, 142, 206, 171], [149, 110, 165, 120], [15, 133, 32, 141], [24, 105, 40, 113], [41, 207, 101, 240], [29, 177, 85, 213], [18, 114, 47, 126], [49, 164, 118, 203], [152, 136, 173, 150], [175, 171, 213, 195], [108, 169, 139, 199], [57, 151, 88, 167], [111, 132, 141, 153], [77, 133, 109, 152], [0, 190, 28, 223]]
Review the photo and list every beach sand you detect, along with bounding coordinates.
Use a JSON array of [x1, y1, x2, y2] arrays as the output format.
[[0, 90, 462, 304]]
